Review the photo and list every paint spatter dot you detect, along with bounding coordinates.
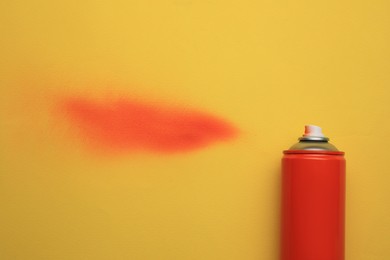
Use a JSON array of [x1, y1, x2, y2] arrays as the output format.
[[58, 96, 238, 154]]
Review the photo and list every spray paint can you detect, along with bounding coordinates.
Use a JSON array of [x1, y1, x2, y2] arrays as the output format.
[[281, 125, 345, 260]]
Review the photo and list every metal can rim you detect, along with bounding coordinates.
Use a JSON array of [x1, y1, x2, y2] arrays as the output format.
[[283, 150, 345, 155]]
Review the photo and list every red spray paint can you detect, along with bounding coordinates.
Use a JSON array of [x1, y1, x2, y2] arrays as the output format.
[[281, 125, 345, 260]]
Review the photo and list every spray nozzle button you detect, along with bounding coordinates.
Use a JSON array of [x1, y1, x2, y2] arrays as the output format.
[[303, 125, 325, 138]]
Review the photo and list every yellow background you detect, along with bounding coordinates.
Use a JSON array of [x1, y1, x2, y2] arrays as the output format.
[[1, 0, 389, 259]]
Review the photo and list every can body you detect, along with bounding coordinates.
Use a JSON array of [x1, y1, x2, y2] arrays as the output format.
[[281, 150, 345, 260]]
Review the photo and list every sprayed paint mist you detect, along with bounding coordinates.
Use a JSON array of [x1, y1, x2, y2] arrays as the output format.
[[58, 96, 238, 154]]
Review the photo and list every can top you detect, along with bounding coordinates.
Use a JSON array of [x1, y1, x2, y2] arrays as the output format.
[[285, 125, 343, 154], [299, 125, 329, 141]]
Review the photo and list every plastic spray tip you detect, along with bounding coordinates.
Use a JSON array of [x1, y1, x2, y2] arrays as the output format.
[[303, 125, 325, 137]]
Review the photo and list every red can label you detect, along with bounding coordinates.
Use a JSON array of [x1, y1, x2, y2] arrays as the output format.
[[282, 152, 345, 260]]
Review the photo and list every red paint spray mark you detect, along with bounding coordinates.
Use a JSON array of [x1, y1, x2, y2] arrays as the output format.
[[58, 96, 238, 154]]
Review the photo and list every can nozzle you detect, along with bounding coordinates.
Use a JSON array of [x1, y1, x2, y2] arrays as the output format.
[[291, 125, 337, 150], [303, 125, 325, 138]]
